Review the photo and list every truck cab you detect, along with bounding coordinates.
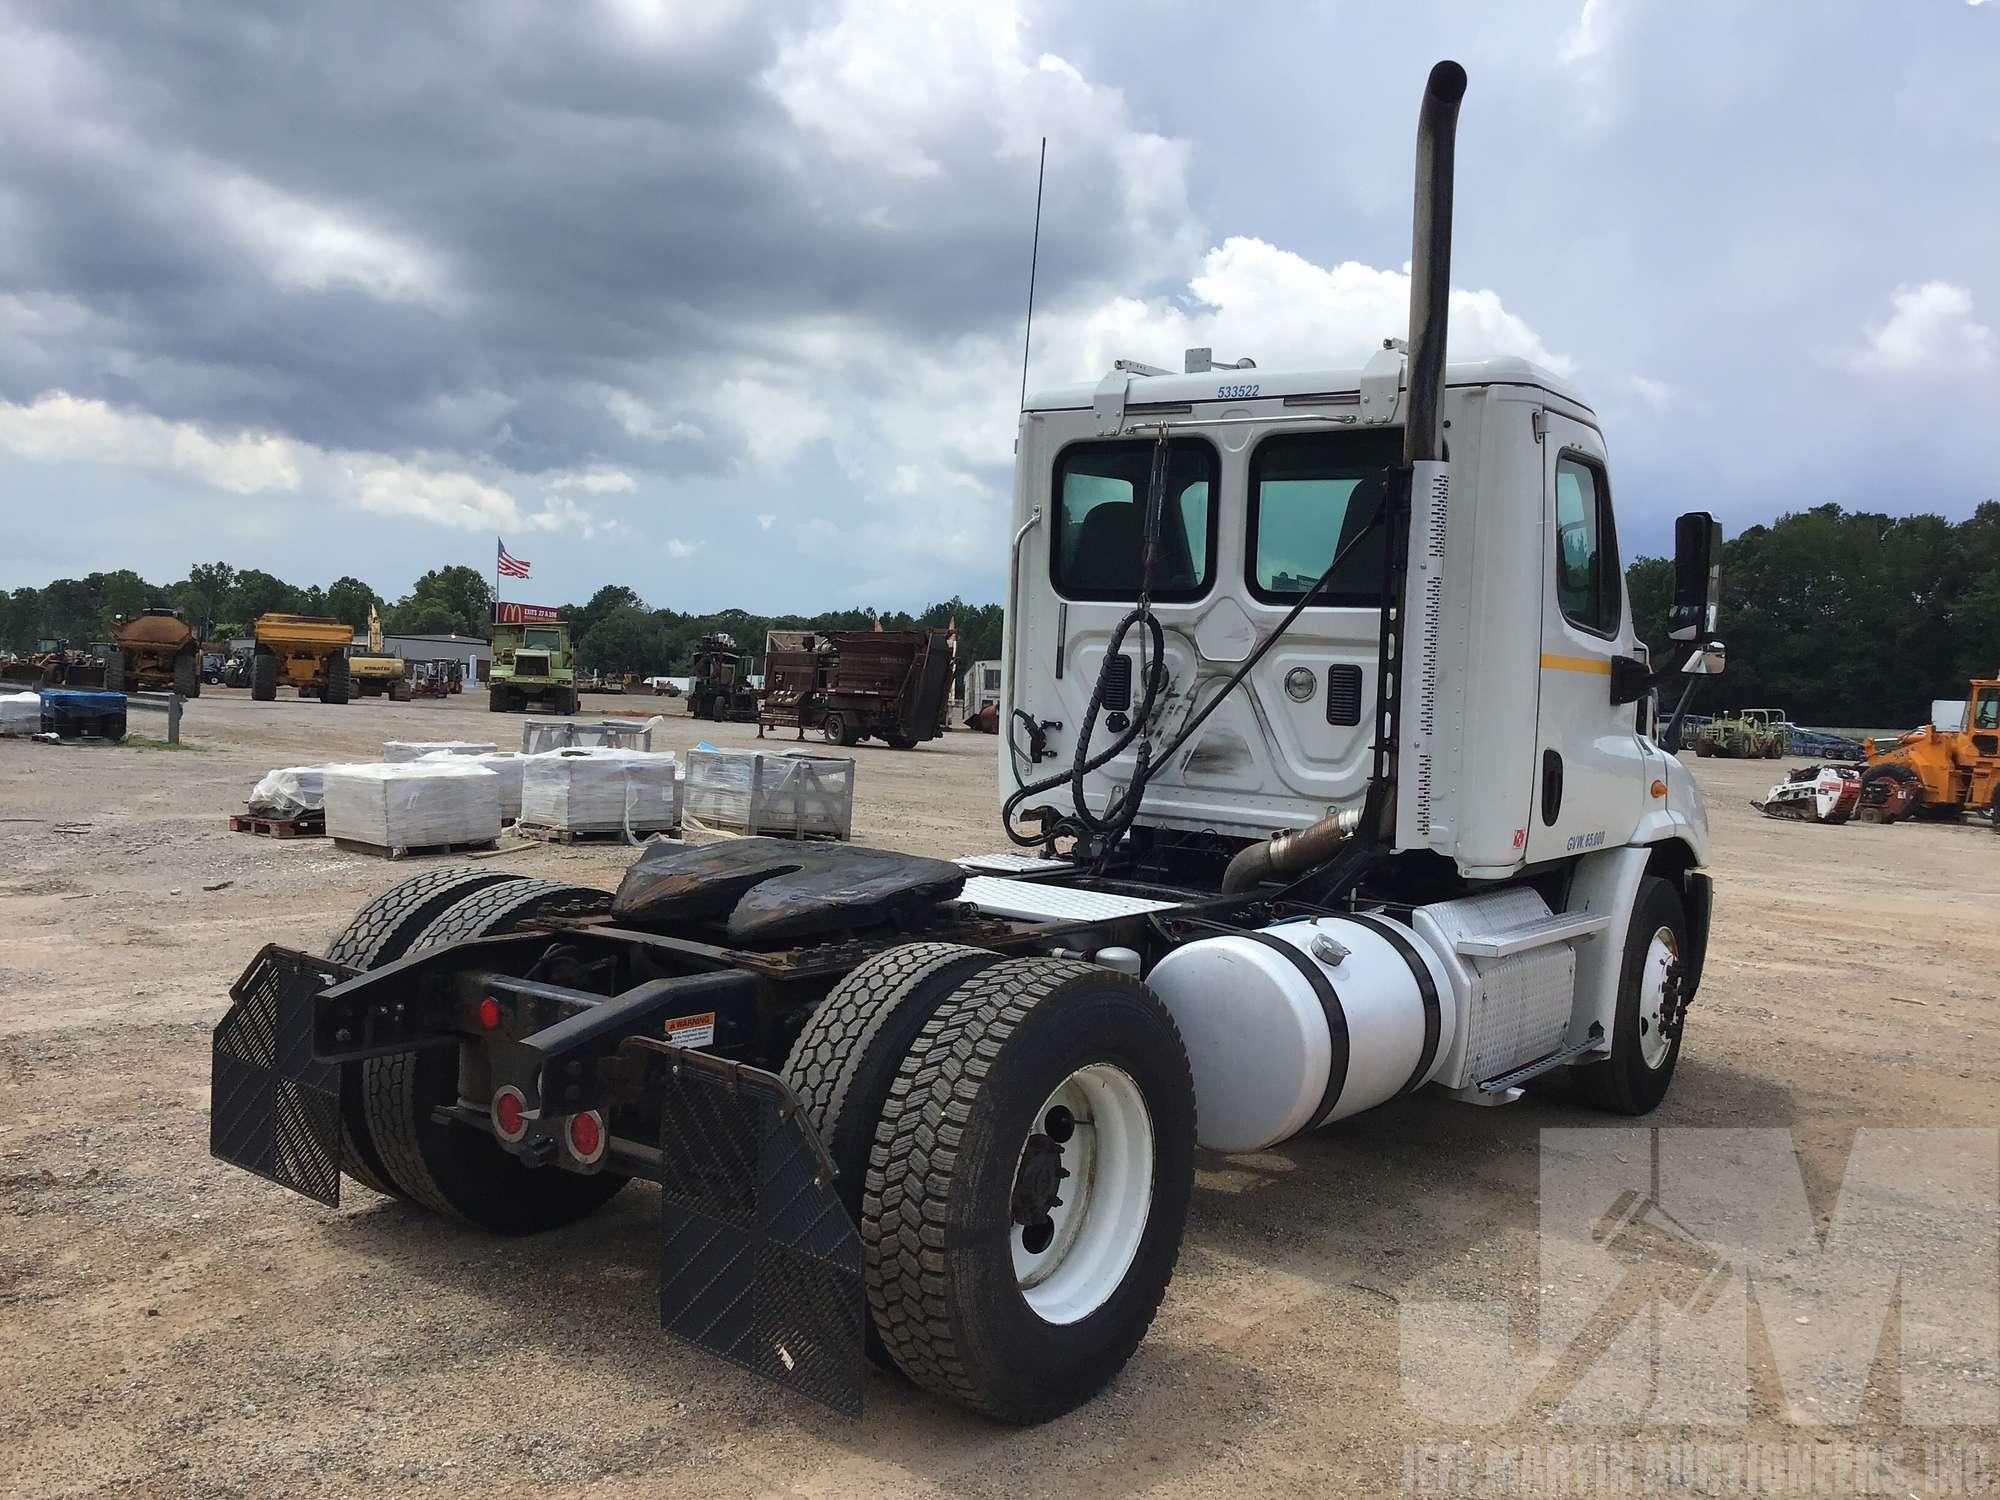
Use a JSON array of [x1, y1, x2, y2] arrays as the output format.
[[1006, 354, 1707, 883]]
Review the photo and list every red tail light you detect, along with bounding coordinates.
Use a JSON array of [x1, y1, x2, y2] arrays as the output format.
[[566, 1110, 606, 1165], [477, 996, 501, 1030], [491, 1085, 528, 1143]]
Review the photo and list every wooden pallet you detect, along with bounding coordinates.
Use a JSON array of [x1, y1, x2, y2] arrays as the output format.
[[332, 835, 500, 860], [514, 821, 679, 845], [229, 812, 326, 839]]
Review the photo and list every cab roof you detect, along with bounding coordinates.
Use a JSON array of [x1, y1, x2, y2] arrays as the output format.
[[1024, 355, 1589, 415]]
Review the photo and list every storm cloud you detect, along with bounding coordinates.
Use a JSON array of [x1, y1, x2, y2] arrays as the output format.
[[2, 1, 1996, 607]]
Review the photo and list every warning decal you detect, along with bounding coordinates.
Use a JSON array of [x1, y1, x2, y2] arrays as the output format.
[[662, 1011, 716, 1050]]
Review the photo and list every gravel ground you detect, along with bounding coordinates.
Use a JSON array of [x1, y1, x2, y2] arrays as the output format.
[[1, 691, 1994, 1498]]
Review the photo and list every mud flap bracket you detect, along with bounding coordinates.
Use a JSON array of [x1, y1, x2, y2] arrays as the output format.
[[209, 944, 348, 1207], [631, 1037, 865, 1417]]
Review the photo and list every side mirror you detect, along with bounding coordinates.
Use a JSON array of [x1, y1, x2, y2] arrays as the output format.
[[1669, 512, 1722, 642], [1680, 641, 1726, 676]]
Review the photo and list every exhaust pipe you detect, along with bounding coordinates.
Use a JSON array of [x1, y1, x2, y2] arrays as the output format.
[[1220, 807, 1363, 893], [1404, 59, 1465, 467], [1222, 61, 1465, 895]]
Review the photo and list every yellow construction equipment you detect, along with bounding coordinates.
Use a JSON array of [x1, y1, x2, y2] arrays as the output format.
[[106, 608, 201, 698], [250, 613, 355, 704], [1861, 672, 2000, 823], [346, 606, 411, 702]]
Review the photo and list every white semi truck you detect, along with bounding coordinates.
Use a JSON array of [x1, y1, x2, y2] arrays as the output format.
[[206, 61, 1721, 1424]]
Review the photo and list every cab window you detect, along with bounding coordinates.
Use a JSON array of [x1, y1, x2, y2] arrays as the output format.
[[1051, 440, 1216, 601], [1247, 429, 1400, 604], [523, 627, 563, 651], [1975, 689, 1999, 731], [1554, 454, 1620, 635]]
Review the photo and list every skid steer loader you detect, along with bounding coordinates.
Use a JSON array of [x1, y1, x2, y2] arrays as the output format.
[[206, 61, 1719, 1424]]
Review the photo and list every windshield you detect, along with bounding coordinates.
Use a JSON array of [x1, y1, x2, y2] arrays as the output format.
[[522, 628, 562, 651], [1975, 690, 1998, 731]]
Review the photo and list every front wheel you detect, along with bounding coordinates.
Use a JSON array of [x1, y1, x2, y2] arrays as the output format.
[[863, 957, 1195, 1423], [1578, 875, 1687, 1115]]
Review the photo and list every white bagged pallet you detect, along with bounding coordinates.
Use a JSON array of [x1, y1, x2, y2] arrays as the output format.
[[381, 739, 498, 763], [0, 691, 41, 737], [520, 748, 680, 835], [247, 766, 325, 819], [682, 748, 854, 840], [422, 749, 524, 822], [324, 760, 501, 853]]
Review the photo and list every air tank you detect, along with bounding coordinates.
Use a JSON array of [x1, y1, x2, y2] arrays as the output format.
[[1144, 915, 1456, 1153]]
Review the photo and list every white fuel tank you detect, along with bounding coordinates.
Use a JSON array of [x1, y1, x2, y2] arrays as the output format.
[[1145, 915, 1456, 1153]]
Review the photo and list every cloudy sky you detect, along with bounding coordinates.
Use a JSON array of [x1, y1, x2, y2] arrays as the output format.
[[3, 1, 1997, 611]]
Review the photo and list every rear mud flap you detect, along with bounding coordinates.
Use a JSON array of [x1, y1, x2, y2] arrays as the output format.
[[210, 945, 347, 1207], [638, 1040, 865, 1417]]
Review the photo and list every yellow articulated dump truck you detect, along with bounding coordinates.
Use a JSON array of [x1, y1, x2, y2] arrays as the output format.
[[250, 613, 354, 704], [105, 609, 201, 697]]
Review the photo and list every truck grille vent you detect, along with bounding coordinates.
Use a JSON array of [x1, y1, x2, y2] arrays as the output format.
[[1100, 653, 1133, 711], [515, 653, 549, 676], [1325, 664, 1363, 725], [1425, 470, 1450, 557], [1417, 576, 1443, 738]]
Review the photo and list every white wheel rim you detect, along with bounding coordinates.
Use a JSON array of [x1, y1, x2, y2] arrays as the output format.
[[1636, 926, 1680, 1070], [1010, 1063, 1154, 1326]]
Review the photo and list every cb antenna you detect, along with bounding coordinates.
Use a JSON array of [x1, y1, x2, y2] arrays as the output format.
[[1018, 137, 1047, 413]]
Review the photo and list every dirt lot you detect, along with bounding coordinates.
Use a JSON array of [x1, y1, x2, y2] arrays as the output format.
[[2, 692, 1995, 1498]]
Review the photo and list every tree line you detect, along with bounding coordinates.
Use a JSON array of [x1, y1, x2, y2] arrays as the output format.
[[0, 561, 1005, 680], [6, 500, 1993, 725], [1627, 501, 1999, 729]]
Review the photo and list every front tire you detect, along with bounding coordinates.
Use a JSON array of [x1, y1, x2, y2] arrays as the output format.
[[324, 654, 351, 705], [104, 649, 126, 693], [174, 648, 199, 699], [863, 957, 1196, 1423], [1579, 875, 1687, 1115], [251, 649, 278, 701]]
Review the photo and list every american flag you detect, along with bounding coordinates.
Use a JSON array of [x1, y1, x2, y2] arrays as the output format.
[[497, 539, 531, 579]]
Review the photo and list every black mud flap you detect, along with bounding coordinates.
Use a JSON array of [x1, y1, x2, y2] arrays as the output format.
[[209, 945, 348, 1207], [636, 1039, 865, 1417]]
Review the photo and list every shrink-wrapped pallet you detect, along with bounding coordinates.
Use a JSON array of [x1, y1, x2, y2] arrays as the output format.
[[0, 691, 41, 736], [682, 748, 854, 840], [520, 748, 680, 835], [381, 739, 498, 763], [324, 760, 501, 853], [422, 749, 524, 822], [247, 766, 325, 819]]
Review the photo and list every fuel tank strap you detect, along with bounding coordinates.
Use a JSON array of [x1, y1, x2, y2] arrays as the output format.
[[1231, 930, 1350, 1129], [1344, 912, 1442, 1095]]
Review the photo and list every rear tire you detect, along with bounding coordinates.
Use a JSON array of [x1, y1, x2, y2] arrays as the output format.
[[104, 649, 126, 693], [361, 879, 625, 1233], [324, 654, 350, 705], [323, 868, 523, 1195], [251, 650, 277, 701], [1578, 875, 1687, 1115], [173, 648, 198, 700], [783, 943, 1005, 1364], [863, 957, 1196, 1423]]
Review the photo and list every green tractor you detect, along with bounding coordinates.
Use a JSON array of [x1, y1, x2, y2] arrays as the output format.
[[1694, 706, 1788, 759]]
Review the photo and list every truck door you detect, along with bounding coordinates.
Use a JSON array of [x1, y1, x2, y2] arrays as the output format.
[[1527, 412, 1647, 863]]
